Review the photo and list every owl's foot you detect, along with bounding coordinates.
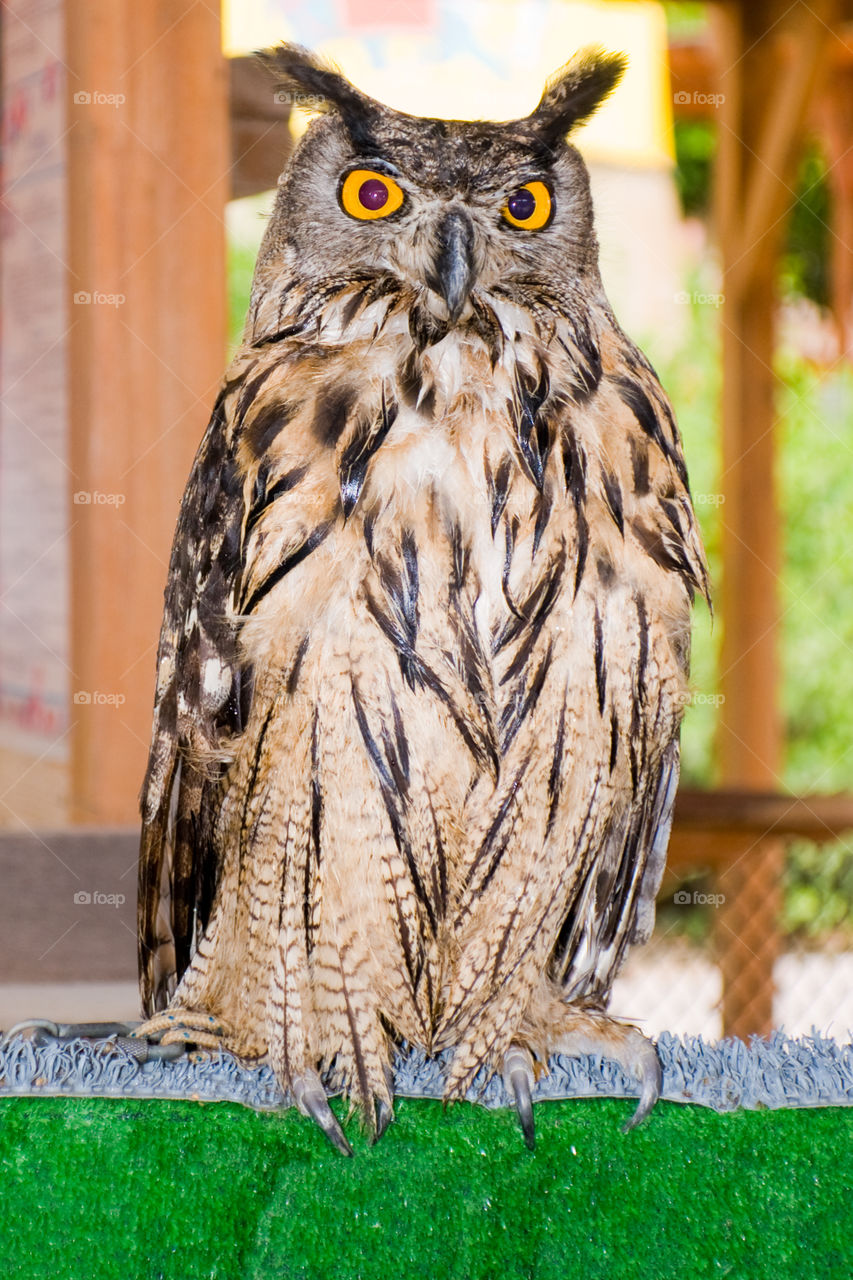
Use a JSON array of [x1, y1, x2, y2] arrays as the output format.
[[517, 990, 662, 1132], [131, 1009, 232, 1052], [292, 1069, 353, 1157], [503, 1045, 536, 1150]]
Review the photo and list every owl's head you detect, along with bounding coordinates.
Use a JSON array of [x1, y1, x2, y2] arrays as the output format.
[[251, 44, 625, 342]]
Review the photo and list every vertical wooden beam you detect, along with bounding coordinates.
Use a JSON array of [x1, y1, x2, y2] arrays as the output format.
[[711, 0, 834, 1036], [66, 1, 228, 823]]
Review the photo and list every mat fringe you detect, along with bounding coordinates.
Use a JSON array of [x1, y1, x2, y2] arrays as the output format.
[[0, 1030, 851, 1112]]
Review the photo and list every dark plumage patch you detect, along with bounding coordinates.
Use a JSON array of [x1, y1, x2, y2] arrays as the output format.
[[250, 323, 301, 348], [635, 593, 649, 699], [532, 482, 553, 557], [630, 438, 651, 496], [630, 517, 695, 592], [448, 520, 471, 593], [499, 640, 553, 752], [561, 426, 587, 506], [596, 553, 615, 586], [593, 607, 606, 714], [245, 399, 299, 458], [286, 634, 310, 696], [235, 363, 279, 427], [397, 350, 422, 409], [370, 531, 420, 687], [246, 464, 309, 535], [574, 508, 589, 598], [307, 709, 322, 952], [558, 426, 590, 598], [243, 521, 333, 614], [494, 547, 567, 654], [512, 364, 552, 490], [569, 323, 602, 400], [601, 468, 624, 535], [408, 303, 449, 353], [613, 375, 688, 484], [609, 709, 619, 772], [486, 455, 513, 537], [312, 384, 357, 449], [350, 679, 437, 934], [339, 391, 398, 518], [546, 694, 567, 836], [468, 298, 503, 367], [464, 756, 531, 892], [238, 702, 275, 873], [501, 515, 521, 618]]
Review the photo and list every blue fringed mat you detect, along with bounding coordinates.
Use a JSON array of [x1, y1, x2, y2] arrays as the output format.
[[1, 1029, 851, 1112]]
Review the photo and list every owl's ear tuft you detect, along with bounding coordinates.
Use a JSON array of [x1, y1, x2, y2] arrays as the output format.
[[258, 43, 379, 149], [529, 47, 627, 145]]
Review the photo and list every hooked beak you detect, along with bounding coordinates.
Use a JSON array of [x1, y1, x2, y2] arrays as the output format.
[[427, 208, 476, 323]]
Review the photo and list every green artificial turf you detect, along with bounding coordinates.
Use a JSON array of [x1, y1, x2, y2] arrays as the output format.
[[0, 1095, 849, 1279]]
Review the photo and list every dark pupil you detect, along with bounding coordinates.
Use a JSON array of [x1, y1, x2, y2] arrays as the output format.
[[508, 188, 536, 221], [358, 178, 389, 211]]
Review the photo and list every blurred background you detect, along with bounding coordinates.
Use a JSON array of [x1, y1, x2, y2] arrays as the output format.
[[1, 0, 852, 1043]]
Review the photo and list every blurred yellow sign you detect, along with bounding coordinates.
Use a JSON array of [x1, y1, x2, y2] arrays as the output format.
[[224, 0, 673, 168]]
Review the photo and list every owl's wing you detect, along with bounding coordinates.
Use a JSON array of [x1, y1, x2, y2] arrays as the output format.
[[548, 737, 680, 1003], [138, 390, 246, 1014]]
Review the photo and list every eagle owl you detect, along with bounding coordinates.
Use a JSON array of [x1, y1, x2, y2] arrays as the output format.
[[137, 44, 708, 1153]]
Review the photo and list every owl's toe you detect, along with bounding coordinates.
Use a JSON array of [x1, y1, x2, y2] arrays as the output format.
[[519, 986, 663, 1131], [373, 1095, 394, 1142], [292, 1068, 353, 1157], [131, 1009, 232, 1052], [620, 1032, 662, 1132], [503, 1045, 536, 1151]]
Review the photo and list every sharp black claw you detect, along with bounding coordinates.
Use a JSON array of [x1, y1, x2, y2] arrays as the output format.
[[293, 1071, 353, 1156], [374, 1097, 394, 1142], [504, 1047, 536, 1151], [622, 1040, 662, 1133]]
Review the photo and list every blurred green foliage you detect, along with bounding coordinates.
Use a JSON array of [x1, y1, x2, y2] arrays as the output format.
[[673, 119, 716, 218], [780, 147, 832, 309], [228, 239, 258, 352], [672, 122, 832, 310]]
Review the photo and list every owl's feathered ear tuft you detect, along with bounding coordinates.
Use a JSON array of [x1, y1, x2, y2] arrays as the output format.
[[529, 46, 627, 146], [258, 43, 379, 149]]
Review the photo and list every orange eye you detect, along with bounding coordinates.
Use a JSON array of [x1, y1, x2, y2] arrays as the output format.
[[340, 169, 404, 221], [502, 181, 552, 230]]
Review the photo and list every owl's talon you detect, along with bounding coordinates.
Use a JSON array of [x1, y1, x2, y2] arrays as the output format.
[[503, 1046, 536, 1151], [292, 1070, 353, 1157], [373, 1096, 394, 1141], [622, 1038, 662, 1133]]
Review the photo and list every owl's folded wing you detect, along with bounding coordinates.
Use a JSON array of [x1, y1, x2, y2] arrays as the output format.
[[138, 391, 247, 1014]]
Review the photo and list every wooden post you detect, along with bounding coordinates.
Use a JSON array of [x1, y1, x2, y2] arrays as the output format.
[[711, 0, 835, 1036], [66, 1, 229, 823]]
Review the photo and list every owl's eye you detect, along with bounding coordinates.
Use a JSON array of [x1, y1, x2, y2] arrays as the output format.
[[502, 181, 552, 230], [340, 169, 405, 221]]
